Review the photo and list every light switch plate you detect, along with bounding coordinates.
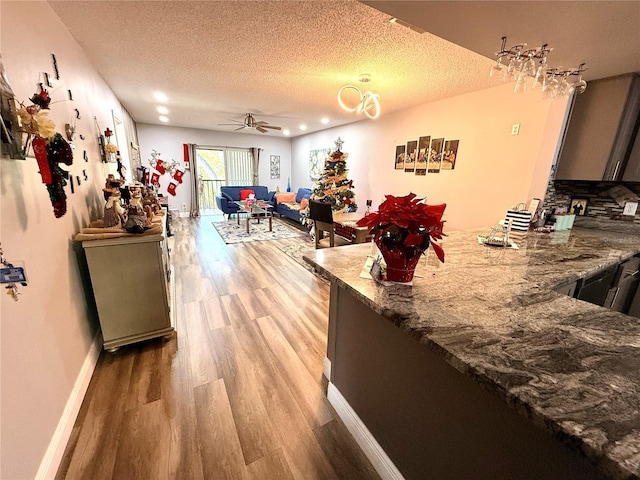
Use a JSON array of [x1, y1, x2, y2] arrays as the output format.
[[511, 123, 520, 135], [623, 201, 638, 216]]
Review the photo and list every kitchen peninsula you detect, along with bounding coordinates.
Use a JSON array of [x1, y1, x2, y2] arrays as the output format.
[[304, 227, 640, 480]]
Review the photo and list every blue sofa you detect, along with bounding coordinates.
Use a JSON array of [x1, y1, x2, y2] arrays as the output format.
[[215, 185, 276, 218], [275, 188, 312, 223]]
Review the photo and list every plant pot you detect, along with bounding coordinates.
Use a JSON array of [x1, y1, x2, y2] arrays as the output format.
[[375, 238, 426, 283]]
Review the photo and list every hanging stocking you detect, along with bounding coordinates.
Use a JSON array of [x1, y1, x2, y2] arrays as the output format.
[[32, 136, 52, 184], [155, 159, 166, 174], [151, 172, 160, 187], [173, 169, 184, 184], [167, 181, 177, 196]]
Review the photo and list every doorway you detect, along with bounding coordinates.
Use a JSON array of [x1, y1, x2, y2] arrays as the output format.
[[196, 146, 253, 215]]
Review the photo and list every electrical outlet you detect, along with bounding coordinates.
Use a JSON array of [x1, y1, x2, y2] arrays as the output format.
[[511, 123, 520, 135], [181, 202, 187, 211], [623, 201, 638, 216]]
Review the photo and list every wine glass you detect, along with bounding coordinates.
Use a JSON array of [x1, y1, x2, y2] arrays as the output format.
[[569, 65, 587, 94], [490, 55, 505, 78]]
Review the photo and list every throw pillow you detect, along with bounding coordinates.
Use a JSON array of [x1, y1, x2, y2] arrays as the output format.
[[221, 192, 234, 202], [299, 197, 309, 211], [240, 189, 255, 200], [276, 192, 296, 204]]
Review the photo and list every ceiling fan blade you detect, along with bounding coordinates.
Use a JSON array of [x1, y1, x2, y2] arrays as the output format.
[[219, 122, 243, 126], [256, 126, 268, 133], [261, 125, 282, 130], [234, 126, 246, 131]]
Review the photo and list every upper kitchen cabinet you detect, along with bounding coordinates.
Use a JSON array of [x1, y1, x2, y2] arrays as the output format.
[[555, 73, 640, 181]]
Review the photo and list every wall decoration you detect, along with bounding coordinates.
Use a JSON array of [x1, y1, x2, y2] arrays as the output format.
[[270, 154, 280, 179], [309, 147, 330, 180], [441, 140, 459, 170], [51, 54, 60, 80], [394, 145, 406, 170], [0, 57, 25, 159], [570, 198, 588, 216], [415, 136, 430, 176], [428, 137, 444, 173], [404, 140, 417, 172]]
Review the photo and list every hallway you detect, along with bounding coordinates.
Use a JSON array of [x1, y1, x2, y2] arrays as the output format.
[[56, 216, 379, 479]]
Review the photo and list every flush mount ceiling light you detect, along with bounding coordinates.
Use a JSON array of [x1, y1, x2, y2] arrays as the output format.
[[153, 91, 168, 102], [338, 79, 380, 120]]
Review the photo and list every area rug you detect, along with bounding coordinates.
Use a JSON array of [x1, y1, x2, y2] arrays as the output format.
[[276, 241, 331, 284], [212, 217, 305, 244]]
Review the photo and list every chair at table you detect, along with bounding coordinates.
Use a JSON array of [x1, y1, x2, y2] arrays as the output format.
[[309, 200, 351, 249]]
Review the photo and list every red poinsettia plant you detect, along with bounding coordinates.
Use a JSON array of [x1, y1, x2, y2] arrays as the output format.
[[357, 193, 446, 262]]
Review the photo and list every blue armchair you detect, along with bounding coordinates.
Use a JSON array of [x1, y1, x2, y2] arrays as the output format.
[[215, 186, 276, 218]]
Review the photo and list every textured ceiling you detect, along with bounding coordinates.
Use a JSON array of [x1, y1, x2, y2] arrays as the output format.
[[48, 1, 640, 138], [47, 0, 500, 136]]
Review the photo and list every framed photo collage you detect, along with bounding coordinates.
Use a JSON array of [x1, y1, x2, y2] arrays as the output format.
[[395, 136, 459, 175]]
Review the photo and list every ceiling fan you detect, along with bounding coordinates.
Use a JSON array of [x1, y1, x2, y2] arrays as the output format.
[[219, 113, 282, 133]]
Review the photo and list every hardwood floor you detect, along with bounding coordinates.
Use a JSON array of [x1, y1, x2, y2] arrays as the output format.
[[56, 216, 380, 480]]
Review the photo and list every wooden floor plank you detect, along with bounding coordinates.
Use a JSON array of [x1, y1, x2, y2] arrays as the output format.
[[257, 315, 335, 429], [194, 379, 248, 480], [184, 300, 219, 387], [247, 448, 296, 480], [112, 400, 173, 480], [210, 325, 280, 465]]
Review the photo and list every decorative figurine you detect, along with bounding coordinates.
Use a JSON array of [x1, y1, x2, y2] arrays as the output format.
[[103, 188, 126, 228], [123, 181, 150, 233]]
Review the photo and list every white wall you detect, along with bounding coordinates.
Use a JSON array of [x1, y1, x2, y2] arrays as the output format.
[[136, 123, 292, 214], [1, 2, 134, 478], [292, 83, 570, 231]]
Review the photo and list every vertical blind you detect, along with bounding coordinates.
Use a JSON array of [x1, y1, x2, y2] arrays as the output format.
[[226, 148, 254, 185]]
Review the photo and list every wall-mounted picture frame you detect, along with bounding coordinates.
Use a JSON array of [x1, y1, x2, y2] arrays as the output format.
[[441, 139, 459, 170], [570, 198, 588, 216], [428, 137, 444, 173], [394, 145, 405, 170], [270, 154, 280, 179], [309, 148, 330, 180], [415, 136, 430, 176], [404, 140, 417, 172]]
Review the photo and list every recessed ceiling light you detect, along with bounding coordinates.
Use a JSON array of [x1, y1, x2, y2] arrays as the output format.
[[321, 117, 330, 124], [299, 124, 307, 131], [282, 129, 290, 136], [159, 116, 169, 123], [154, 91, 168, 102], [157, 106, 169, 114]]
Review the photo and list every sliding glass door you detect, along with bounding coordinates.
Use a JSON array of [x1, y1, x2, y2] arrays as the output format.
[[195, 147, 253, 215]]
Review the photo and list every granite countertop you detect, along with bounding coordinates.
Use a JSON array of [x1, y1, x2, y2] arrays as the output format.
[[304, 226, 640, 480]]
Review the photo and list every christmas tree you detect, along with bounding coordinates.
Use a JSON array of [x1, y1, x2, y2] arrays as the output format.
[[311, 137, 358, 212]]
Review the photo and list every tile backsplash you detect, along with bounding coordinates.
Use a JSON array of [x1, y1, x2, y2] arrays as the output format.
[[542, 177, 640, 226]]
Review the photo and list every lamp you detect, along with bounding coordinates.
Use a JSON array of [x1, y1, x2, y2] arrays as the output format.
[[491, 36, 587, 98], [338, 75, 380, 119]]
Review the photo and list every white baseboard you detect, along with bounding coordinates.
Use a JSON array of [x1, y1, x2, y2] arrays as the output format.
[[35, 332, 102, 480], [323, 356, 331, 380], [178, 211, 190, 218], [327, 382, 404, 480]]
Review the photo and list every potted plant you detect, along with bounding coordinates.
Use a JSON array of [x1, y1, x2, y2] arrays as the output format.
[[357, 193, 446, 283]]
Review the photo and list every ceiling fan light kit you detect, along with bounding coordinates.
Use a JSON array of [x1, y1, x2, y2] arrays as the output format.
[[218, 113, 282, 134]]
